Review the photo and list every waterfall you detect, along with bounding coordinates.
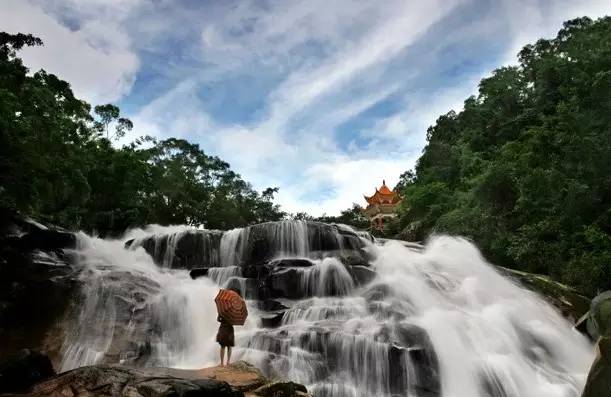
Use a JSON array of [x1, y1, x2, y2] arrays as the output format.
[[59, 232, 257, 371], [59, 222, 593, 397]]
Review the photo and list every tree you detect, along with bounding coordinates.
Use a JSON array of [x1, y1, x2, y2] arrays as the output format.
[[93, 104, 132, 140], [0, 31, 286, 235], [396, 17, 611, 295]]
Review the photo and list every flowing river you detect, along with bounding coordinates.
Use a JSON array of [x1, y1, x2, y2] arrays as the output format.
[[58, 221, 593, 397]]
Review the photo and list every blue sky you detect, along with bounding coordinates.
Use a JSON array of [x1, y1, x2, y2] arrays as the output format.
[[3, 0, 610, 215]]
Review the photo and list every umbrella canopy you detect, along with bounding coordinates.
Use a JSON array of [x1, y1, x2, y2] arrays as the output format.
[[215, 289, 248, 325]]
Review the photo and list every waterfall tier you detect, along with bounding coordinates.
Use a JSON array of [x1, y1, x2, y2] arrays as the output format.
[[54, 221, 593, 397]]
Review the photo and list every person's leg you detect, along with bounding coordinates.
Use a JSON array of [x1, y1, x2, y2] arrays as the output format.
[[219, 346, 225, 366], [226, 347, 232, 365]]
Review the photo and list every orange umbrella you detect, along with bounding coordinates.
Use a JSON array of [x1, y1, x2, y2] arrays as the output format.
[[215, 289, 248, 325]]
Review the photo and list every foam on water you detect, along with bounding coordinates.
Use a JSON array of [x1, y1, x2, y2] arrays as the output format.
[[59, 224, 594, 397]]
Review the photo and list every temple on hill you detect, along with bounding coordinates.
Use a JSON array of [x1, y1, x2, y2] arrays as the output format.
[[363, 180, 402, 230]]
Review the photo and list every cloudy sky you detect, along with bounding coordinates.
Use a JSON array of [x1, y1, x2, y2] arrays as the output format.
[[2, 0, 610, 215]]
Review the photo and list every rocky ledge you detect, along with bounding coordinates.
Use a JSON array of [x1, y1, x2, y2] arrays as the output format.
[[0, 350, 310, 397]]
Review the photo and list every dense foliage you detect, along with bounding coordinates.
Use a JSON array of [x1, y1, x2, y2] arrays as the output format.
[[0, 33, 285, 234], [397, 17, 611, 295], [291, 203, 371, 231]]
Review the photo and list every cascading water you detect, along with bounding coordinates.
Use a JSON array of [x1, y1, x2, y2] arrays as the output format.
[[59, 230, 258, 372], [59, 221, 593, 397]]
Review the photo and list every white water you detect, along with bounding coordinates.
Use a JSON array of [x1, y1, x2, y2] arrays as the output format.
[[372, 237, 592, 397], [60, 232, 258, 371], [59, 224, 594, 397]]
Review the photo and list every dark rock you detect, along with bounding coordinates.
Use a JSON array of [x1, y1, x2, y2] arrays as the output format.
[[243, 264, 272, 279], [260, 312, 285, 328], [130, 230, 223, 269], [269, 259, 315, 268], [25, 365, 243, 397], [258, 299, 289, 312], [225, 278, 259, 299], [17, 228, 76, 252], [0, 349, 55, 393], [391, 323, 440, 396], [499, 267, 591, 324], [582, 332, 611, 397], [253, 381, 308, 397], [588, 291, 611, 340], [0, 217, 77, 361], [190, 267, 209, 279], [349, 265, 377, 286], [267, 268, 303, 299]]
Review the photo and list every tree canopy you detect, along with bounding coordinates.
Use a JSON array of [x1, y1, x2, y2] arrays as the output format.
[[397, 17, 611, 295], [0, 32, 285, 235]]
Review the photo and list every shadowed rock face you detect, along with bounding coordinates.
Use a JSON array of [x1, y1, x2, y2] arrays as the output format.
[[0, 210, 78, 363], [0, 349, 55, 394]]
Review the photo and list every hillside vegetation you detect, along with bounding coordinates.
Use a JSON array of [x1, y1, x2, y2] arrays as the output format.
[[396, 17, 611, 295], [0, 33, 285, 235]]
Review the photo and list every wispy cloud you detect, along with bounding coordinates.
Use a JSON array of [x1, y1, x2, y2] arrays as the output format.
[[3, 0, 610, 215]]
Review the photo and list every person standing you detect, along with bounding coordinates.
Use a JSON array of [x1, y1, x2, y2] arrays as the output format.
[[216, 313, 235, 366]]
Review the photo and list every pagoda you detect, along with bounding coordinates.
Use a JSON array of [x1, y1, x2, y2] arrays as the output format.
[[363, 180, 402, 230]]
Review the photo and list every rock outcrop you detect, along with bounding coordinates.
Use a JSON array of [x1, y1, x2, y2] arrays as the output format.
[[0, 210, 78, 362], [0, 350, 55, 394], [582, 291, 611, 397], [0, 353, 309, 397], [499, 267, 591, 323]]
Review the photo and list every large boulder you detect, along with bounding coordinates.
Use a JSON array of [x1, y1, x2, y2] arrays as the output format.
[[128, 230, 223, 269], [588, 291, 611, 339], [499, 267, 591, 323], [253, 381, 309, 397], [0, 211, 78, 362], [21, 365, 242, 397], [0, 349, 55, 394], [167, 361, 268, 393], [349, 265, 377, 286], [582, 333, 611, 397]]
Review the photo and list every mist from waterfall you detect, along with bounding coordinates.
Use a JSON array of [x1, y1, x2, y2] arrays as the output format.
[[59, 222, 593, 397]]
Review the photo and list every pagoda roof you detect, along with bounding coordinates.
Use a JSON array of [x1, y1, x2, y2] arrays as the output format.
[[364, 180, 402, 205]]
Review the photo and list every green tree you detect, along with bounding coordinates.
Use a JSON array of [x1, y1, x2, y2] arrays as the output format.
[[397, 17, 611, 295]]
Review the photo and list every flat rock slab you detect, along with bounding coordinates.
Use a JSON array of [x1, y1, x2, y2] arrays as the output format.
[[15, 365, 242, 397], [161, 361, 268, 393]]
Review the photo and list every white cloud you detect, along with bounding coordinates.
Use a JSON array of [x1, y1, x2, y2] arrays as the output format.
[[1, 0, 140, 104], [5, 0, 609, 217]]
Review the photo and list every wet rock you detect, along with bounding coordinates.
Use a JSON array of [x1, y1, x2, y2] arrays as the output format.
[[267, 268, 304, 299], [25, 365, 243, 397], [189, 267, 209, 279], [225, 277, 259, 299], [0, 213, 77, 361], [260, 312, 285, 328], [582, 332, 611, 397], [499, 267, 590, 323], [588, 291, 611, 340], [0, 349, 55, 393], [349, 265, 377, 286], [130, 230, 223, 269], [393, 324, 440, 396], [253, 381, 308, 397], [258, 299, 289, 312], [362, 283, 392, 301], [178, 361, 268, 393], [269, 259, 315, 268]]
